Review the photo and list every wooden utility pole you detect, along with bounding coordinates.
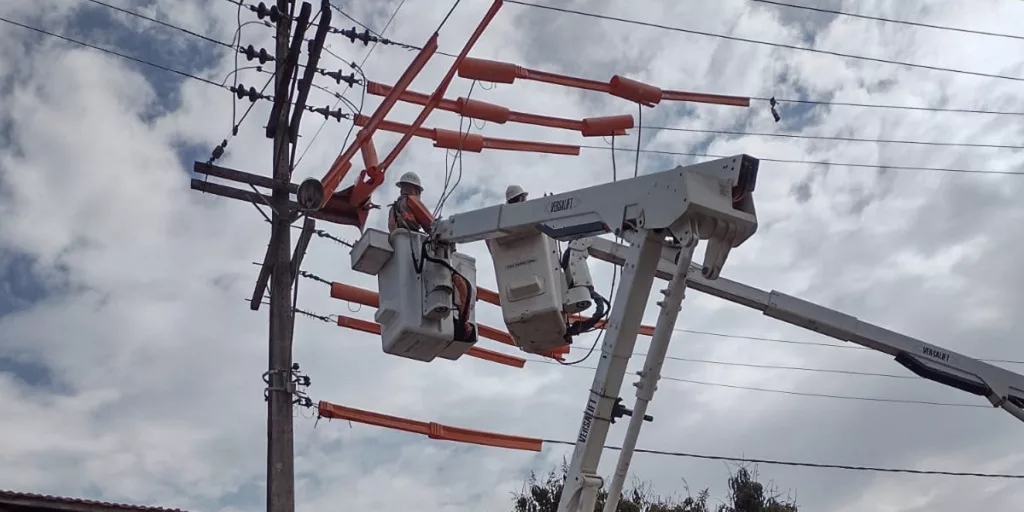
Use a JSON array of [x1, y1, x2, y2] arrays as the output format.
[[266, 0, 296, 511], [188, 2, 332, 509]]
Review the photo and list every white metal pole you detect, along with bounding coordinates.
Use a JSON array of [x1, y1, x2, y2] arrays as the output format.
[[602, 233, 698, 512], [1003, 401, 1024, 423], [557, 231, 665, 512]]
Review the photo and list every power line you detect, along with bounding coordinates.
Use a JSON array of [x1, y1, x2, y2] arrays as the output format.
[[656, 355, 917, 380], [753, 96, 1024, 117], [666, 327, 1023, 366], [662, 375, 989, 408], [0, 13, 345, 119], [750, 0, 1024, 42], [540, 439, 1024, 478], [83, 0, 234, 48], [582, 144, 1024, 176], [0, 14, 224, 89], [643, 126, 1024, 150], [295, 1, 405, 167], [535, 359, 990, 409], [291, 297, 1000, 408], [88, 0, 350, 83], [372, 33, 1024, 118], [296, 263, 1023, 368], [505, 0, 1024, 83]]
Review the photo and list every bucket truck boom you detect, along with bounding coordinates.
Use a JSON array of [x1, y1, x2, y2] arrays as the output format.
[[348, 155, 761, 512], [573, 234, 1024, 512], [344, 149, 1020, 512], [579, 234, 1024, 421]]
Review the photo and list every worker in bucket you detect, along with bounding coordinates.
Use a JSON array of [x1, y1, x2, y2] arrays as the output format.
[[388, 171, 432, 233], [505, 184, 528, 204], [388, 171, 475, 342]]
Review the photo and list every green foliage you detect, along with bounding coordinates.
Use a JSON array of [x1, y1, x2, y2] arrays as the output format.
[[512, 460, 796, 512]]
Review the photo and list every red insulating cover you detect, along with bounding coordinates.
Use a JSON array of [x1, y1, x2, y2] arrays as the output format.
[[581, 114, 635, 137], [609, 75, 663, 105], [458, 57, 521, 84], [457, 97, 511, 123], [434, 129, 485, 152]]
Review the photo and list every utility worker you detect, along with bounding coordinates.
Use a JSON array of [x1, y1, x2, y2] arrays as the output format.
[[505, 184, 528, 204], [388, 171, 475, 342], [388, 171, 431, 233]]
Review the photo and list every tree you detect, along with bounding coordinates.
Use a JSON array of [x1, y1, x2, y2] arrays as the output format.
[[512, 459, 798, 512]]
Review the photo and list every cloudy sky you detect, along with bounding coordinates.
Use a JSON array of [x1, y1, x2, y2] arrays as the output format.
[[2, 0, 1024, 510]]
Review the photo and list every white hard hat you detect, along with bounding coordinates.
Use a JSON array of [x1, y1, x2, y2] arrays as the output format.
[[396, 171, 423, 190], [505, 184, 527, 202]]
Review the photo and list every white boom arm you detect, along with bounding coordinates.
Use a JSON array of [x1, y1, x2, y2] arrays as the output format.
[[431, 155, 760, 280], [576, 234, 1024, 512], [582, 234, 1024, 421], [429, 155, 761, 512]]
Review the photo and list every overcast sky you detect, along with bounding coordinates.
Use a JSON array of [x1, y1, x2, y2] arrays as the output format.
[[2, 0, 1024, 511]]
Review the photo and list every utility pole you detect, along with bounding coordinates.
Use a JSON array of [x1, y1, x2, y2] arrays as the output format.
[[266, 0, 295, 511]]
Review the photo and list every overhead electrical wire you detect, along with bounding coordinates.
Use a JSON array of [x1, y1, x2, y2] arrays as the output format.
[[533, 359, 991, 409], [82, 0, 236, 48], [65, 0, 1024, 406], [295, 0, 407, 168], [665, 327, 1024, 365], [0, 14, 225, 88], [655, 355, 917, 380], [434, 80, 477, 218], [750, 0, 1024, 42], [540, 439, 1024, 478], [504, 0, 1024, 83], [584, 144, 1024, 176], [288, 306, 1023, 478], [371, 34, 1024, 118], [67, 0, 1024, 482], [642, 126, 1024, 150], [0, 9, 344, 169]]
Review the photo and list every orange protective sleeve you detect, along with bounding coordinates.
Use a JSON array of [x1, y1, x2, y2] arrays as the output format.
[[335, 315, 526, 369], [318, 400, 543, 451], [318, 35, 439, 206], [349, 0, 505, 208]]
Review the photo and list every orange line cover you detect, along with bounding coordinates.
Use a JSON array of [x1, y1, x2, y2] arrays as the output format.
[[318, 400, 543, 452], [365, 80, 633, 137], [336, 315, 526, 368], [352, 115, 581, 156], [330, 282, 569, 360], [347, 0, 506, 210], [458, 57, 751, 108]]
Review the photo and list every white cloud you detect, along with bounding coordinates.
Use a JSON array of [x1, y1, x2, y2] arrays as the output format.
[[1, 0, 1024, 511]]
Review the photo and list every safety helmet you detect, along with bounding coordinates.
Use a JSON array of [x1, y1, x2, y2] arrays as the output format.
[[395, 171, 423, 191], [505, 184, 528, 203]]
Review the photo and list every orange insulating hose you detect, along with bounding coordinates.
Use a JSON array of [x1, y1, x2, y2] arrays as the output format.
[[336, 315, 526, 369], [353, 115, 581, 156], [365, 80, 634, 137], [318, 35, 439, 206], [330, 282, 569, 359], [318, 400, 543, 451], [347, 0, 505, 209], [457, 56, 751, 108]]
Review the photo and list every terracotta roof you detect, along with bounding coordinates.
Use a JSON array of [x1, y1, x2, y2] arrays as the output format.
[[0, 490, 189, 512]]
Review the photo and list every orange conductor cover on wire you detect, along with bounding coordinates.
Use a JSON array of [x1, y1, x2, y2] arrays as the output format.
[[347, 0, 506, 210], [317, 0, 505, 214], [318, 400, 543, 452], [570, 314, 656, 337], [352, 115, 581, 156], [457, 57, 751, 108], [336, 315, 526, 368], [330, 282, 569, 360], [365, 80, 634, 137]]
